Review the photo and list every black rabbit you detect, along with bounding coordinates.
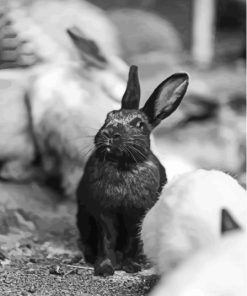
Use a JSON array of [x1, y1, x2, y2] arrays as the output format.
[[76, 65, 189, 276]]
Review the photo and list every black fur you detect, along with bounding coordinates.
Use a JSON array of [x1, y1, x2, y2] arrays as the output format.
[[77, 66, 189, 276], [121, 65, 140, 109]]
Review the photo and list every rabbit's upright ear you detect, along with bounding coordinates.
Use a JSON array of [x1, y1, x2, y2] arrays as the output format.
[[67, 26, 108, 69], [121, 65, 141, 109], [142, 73, 189, 128], [221, 208, 241, 235]]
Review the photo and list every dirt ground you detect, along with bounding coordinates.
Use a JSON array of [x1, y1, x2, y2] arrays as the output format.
[[0, 182, 157, 296], [0, 256, 157, 296]]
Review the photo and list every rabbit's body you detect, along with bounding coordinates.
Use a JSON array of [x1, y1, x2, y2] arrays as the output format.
[[77, 66, 189, 276], [149, 232, 245, 296], [77, 110, 167, 275], [141, 169, 246, 276], [79, 152, 165, 209], [77, 149, 166, 274]]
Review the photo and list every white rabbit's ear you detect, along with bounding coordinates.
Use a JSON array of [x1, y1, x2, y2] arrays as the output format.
[[141, 73, 189, 128], [121, 65, 141, 109], [221, 208, 241, 234], [67, 26, 108, 69]]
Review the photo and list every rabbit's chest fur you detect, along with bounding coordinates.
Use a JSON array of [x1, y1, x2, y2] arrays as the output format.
[[78, 153, 165, 210]]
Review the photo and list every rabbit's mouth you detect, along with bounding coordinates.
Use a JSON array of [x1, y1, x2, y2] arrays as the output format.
[[105, 145, 124, 158], [95, 133, 149, 162], [96, 142, 149, 164], [95, 143, 124, 158]]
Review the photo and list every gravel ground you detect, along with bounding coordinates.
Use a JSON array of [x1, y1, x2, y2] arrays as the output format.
[[0, 247, 157, 296], [0, 182, 158, 296]]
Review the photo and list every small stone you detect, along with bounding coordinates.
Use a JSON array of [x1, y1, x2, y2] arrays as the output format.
[[27, 268, 36, 274], [33, 236, 39, 243], [49, 265, 64, 276], [25, 243, 32, 249], [125, 281, 133, 288], [62, 258, 71, 264], [76, 268, 84, 275], [29, 257, 37, 263], [28, 285, 36, 293], [70, 254, 83, 264], [4, 278, 12, 284]]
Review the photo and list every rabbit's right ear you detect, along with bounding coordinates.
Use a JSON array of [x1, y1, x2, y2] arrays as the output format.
[[221, 208, 241, 235], [67, 26, 108, 69], [141, 73, 189, 128], [121, 65, 141, 109]]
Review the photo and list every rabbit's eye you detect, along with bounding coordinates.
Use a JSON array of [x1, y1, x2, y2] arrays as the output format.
[[136, 120, 144, 128]]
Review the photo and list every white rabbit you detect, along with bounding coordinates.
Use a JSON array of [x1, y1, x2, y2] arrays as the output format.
[[28, 27, 127, 197], [141, 169, 246, 276], [149, 231, 246, 296], [0, 0, 126, 190]]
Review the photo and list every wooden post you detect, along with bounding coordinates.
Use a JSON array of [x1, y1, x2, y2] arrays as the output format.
[[192, 0, 216, 67]]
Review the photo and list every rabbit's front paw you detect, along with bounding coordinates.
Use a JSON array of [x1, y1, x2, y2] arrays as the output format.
[[122, 258, 142, 273], [94, 258, 114, 276], [82, 245, 96, 265]]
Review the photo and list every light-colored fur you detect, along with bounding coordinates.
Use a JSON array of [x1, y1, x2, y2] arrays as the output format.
[[149, 232, 246, 296], [0, 72, 33, 161], [0, 63, 126, 190], [7, 0, 121, 63], [29, 62, 126, 196], [0, 0, 127, 192], [0, 70, 36, 180], [141, 169, 246, 275]]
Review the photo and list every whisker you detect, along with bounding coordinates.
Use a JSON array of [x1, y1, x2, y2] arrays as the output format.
[[124, 144, 138, 164], [79, 142, 95, 151], [78, 141, 105, 157], [125, 141, 147, 151], [79, 146, 95, 158], [124, 141, 146, 151], [84, 126, 100, 131], [127, 144, 147, 161]]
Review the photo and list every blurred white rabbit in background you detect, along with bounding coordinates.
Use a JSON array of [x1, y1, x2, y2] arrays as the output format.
[[0, 0, 128, 195], [141, 169, 246, 276], [27, 26, 128, 196], [149, 231, 245, 296]]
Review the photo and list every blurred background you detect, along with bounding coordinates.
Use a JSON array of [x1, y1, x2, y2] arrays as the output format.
[[0, 0, 245, 185], [0, 0, 245, 294], [98, 0, 246, 185]]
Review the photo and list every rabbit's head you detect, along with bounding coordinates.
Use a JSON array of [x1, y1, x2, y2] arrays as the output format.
[[94, 65, 189, 162]]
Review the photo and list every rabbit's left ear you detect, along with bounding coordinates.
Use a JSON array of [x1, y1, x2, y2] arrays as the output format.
[[221, 208, 241, 234], [142, 73, 189, 128]]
